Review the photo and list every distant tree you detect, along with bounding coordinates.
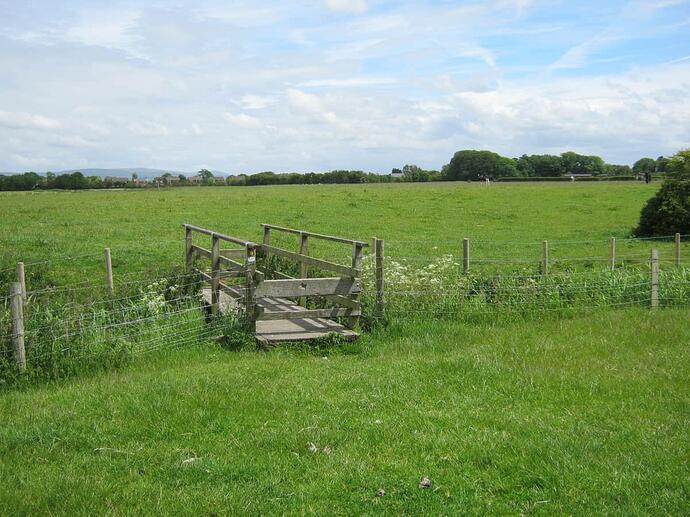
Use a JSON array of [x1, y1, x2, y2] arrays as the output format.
[[402, 164, 430, 182], [391, 168, 403, 175], [635, 149, 690, 236], [162, 172, 172, 178], [178, 174, 187, 183], [131, 172, 138, 180], [604, 164, 632, 176], [633, 157, 656, 176], [516, 154, 563, 177], [560, 152, 605, 176], [198, 169, 214, 185], [443, 150, 518, 181], [656, 155, 670, 173]]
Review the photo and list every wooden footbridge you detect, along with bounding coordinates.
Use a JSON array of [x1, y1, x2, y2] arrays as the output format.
[[184, 224, 384, 345]]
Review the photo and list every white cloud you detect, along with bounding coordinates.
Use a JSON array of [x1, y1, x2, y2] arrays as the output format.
[[240, 95, 274, 110], [286, 89, 337, 123], [223, 112, 262, 129], [297, 77, 396, 87], [0, 111, 61, 130], [326, 0, 368, 14], [127, 121, 170, 136]]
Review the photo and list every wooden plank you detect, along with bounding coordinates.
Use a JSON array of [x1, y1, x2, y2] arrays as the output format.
[[185, 227, 193, 270], [192, 244, 212, 259], [651, 249, 659, 309], [298, 232, 309, 306], [211, 235, 220, 313], [254, 277, 361, 298], [262, 245, 359, 276], [324, 294, 361, 310], [347, 242, 364, 329], [262, 223, 369, 246], [255, 317, 358, 345], [219, 249, 246, 260], [16, 261, 26, 305], [257, 307, 359, 321], [675, 233, 681, 267], [463, 238, 470, 274], [374, 238, 385, 319]]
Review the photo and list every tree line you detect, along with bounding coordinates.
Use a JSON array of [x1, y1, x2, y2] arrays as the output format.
[[0, 151, 671, 191]]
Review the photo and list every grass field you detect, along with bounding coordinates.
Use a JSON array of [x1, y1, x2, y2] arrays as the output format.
[[1, 182, 689, 514]]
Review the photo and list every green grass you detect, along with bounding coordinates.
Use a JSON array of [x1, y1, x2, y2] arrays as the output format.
[[1, 182, 689, 513], [1, 309, 688, 514], [0, 182, 677, 290]]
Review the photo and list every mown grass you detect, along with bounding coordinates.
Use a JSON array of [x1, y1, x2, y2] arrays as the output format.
[[1, 309, 688, 514]]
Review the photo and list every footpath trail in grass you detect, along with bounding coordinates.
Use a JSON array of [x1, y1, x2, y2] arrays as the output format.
[[1, 308, 688, 514]]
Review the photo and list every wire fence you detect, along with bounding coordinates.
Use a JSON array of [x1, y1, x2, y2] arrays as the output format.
[[1, 234, 689, 385]]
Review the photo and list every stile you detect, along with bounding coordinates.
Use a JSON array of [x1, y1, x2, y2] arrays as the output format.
[[245, 244, 257, 329], [347, 242, 364, 329], [263, 225, 271, 267], [542, 240, 549, 276], [104, 248, 114, 296], [675, 233, 681, 267], [10, 282, 26, 373], [651, 249, 659, 309], [610, 237, 616, 271]]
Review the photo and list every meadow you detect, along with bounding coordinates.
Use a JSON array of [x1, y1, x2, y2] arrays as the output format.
[[1, 182, 689, 514]]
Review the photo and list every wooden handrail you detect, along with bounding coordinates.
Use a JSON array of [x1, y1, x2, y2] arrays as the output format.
[[261, 224, 369, 246], [183, 223, 257, 247]]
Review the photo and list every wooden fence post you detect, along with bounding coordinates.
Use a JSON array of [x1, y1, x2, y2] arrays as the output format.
[[609, 237, 616, 271], [263, 225, 271, 265], [10, 282, 26, 373], [347, 242, 364, 329], [298, 232, 309, 307], [16, 261, 26, 305], [651, 249, 659, 309], [542, 240, 549, 276], [463, 238, 470, 274], [245, 244, 257, 329], [374, 238, 385, 320], [185, 226, 194, 271], [211, 234, 220, 314], [104, 248, 114, 296], [675, 233, 681, 267]]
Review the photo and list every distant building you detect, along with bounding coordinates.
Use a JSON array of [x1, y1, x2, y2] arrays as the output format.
[[188, 175, 203, 185], [154, 175, 180, 186], [213, 175, 226, 184]]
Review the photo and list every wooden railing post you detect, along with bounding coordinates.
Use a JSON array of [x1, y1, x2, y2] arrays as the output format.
[[463, 238, 470, 274], [675, 233, 681, 267], [347, 242, 364, 329], [542, 240, 549, 277], [211, 234, 220, 314], [16, 261, 26, 305], [651, 249, 659, 309], [609, 237, 616, 271], [185, 226, 194, 271], [10, 282, 26, 373], [374, 238, 385, 320], [298, 232, 309, 307], [263, 225, 271, 265], [245, 244, 257, 329], [104, 248, 114, 296]]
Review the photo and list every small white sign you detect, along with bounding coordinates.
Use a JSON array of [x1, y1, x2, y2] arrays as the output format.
[[246, 256, 256, 263]]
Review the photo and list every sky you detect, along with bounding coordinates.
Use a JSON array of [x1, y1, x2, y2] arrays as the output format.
[[0, 0, 689, 173]]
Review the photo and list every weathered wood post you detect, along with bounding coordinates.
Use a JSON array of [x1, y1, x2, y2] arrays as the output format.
[[185, 225, 194, 271], [651, 249, 659, 309], [374, 238, 385, 320], [211, 234, 220, 314], [347, 242, 364, 329], [298, 232, 309, 307], [16, 261, 26, 305], [609, 237, 616, 271], [675, 233, 681, 267], [104, 248, 114, 296], [262, 225, 271, 265], [10, 282, 26, 373], [245, 244, 257, 330], [463, 238, 470, 274], [542, 240, 549, 276]]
